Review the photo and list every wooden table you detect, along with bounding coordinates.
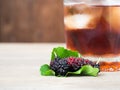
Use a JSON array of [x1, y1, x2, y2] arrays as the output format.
[[0, 43, 120, 90]]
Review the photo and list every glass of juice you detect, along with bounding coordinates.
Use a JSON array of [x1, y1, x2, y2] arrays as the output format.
[[64, 0, 120, 71]]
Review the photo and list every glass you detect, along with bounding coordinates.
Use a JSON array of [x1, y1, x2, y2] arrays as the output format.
[[63, 0, 120, 71]]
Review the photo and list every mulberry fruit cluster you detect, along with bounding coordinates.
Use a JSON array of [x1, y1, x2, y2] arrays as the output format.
[[50, 57, 99, 76]]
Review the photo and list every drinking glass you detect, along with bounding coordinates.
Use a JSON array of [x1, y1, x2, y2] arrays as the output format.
[[64, 0, 120, 71]]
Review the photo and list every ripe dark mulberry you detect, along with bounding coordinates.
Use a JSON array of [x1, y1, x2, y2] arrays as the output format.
[[50, 57, 70, 76]]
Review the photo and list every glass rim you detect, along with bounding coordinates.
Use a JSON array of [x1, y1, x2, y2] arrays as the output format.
[[64, 0, 120, 6]]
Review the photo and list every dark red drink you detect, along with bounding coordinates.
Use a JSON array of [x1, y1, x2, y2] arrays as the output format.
[[64, 5, 120, 57], [64, 1, 120, 72]]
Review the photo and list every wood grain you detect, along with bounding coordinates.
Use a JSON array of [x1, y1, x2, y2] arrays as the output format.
[[0, 0, 65, 42], [0, 43, 120, 90]]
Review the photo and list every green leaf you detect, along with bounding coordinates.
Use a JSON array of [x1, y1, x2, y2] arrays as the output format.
[[51, 47, 81, 60], [66, 68, 82, 76], [66, 65, 99, 77], [40, 64, 55, 76], [81, 65, 99, 76]]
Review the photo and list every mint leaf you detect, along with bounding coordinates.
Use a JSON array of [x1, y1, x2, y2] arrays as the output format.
[[66, 65, 99, 77], [66, 68, 82, 76], [51, 47, 81, 60], [81, 65, 99, 76], [40, 64, 55, 76]]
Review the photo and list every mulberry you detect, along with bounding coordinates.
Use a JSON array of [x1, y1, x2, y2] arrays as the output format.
[[50, 57, 70, 76], [67, 57, 95, 71], [50, 57, 99, 76]]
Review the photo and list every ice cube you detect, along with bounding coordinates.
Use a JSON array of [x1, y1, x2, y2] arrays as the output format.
[[64, 14, 93, 29], [64, 3, 92, 16], [64, 3, 103, 15], [104, 7, 120, 32], [64, 3, 103, 30]]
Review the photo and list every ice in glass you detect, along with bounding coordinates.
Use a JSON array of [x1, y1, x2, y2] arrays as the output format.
[[64, 0, 120, 71]]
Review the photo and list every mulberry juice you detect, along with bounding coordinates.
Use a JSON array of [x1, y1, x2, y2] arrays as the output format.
[[64, 3, 120, 71]]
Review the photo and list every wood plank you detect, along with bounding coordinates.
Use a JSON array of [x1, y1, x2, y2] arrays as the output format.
[[0, 43, 120, 90], [0, 0, 65, 42]]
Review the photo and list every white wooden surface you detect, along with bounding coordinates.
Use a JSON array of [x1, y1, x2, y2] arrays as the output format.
[[0, 43, 120, 90]]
